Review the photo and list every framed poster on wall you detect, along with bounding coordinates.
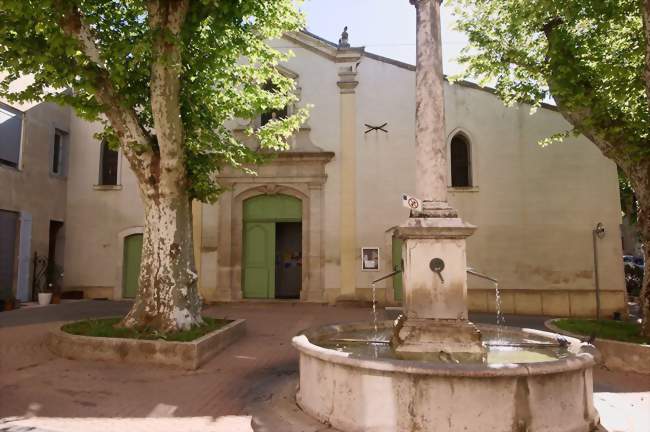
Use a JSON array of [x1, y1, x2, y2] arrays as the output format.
[[361, 247, 380, 271]]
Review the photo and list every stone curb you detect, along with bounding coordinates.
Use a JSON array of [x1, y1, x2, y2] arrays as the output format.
[[47, 318, 246, 370], [545, 318, 650, 375]]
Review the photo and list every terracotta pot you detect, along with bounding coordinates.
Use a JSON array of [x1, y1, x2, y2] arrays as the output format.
[[38, 293, 53, 306], [51, 293, 61, 304]]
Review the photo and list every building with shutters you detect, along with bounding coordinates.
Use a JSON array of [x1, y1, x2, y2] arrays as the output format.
[[0, 91, 70, 303], [1, 31, 627, 317]]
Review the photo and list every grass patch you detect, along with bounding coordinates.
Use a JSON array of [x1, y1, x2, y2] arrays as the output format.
[[61, 317, 231, 342], [554, 319, 649, 345]]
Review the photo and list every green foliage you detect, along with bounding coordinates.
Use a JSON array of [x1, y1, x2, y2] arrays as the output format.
[[554, 318, 649, 344], [62, 316, 231, 341], [619, 167, 638, 223], [450, 0, 649, 157], [0, 0, 307, 202]]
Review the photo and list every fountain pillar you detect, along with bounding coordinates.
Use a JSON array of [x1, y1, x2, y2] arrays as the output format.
[[393, 0, 485, 359]]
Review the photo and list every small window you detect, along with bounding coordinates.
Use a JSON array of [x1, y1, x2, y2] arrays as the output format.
[[99, 140, 119, 186], [51, 129, 68, 176], [0, 104, 22, 168], [260, 82, 288, 127], [450, 134, 472, 187]]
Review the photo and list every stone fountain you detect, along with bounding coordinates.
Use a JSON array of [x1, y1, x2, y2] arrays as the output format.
[[292, 1, 601, 431]]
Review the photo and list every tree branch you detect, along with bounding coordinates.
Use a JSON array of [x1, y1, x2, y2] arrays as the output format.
[[56, 2, 155, 193], [542, 17, 628, 161]]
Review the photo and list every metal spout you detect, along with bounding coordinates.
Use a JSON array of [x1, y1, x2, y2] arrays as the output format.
[[466, 268, 498, 284], [372, 269, 402, 285]]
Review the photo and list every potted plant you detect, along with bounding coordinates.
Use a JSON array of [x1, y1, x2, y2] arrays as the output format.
[[38, 283, 53, 306], [46, 264, 64, 304], [3, 294, 17, 311]]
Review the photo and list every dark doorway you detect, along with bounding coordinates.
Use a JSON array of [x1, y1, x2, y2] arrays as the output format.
[[275, 222, 302, 299], [48, 221, 64, 267], [0, 210, 19, 299]]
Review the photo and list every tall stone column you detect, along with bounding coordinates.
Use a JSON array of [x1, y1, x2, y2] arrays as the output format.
[[338, 66, 359, 300], [412, 0, 448, 207], [393, 0, 484, 359]]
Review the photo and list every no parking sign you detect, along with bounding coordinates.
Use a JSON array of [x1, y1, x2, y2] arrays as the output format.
[[402, 194, 422, 211]]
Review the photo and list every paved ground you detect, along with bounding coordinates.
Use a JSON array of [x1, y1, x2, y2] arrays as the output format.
[[0, 301, 648, 432]]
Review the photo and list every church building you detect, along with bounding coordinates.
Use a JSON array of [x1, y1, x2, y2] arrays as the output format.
[[1, 31, 627, 317]]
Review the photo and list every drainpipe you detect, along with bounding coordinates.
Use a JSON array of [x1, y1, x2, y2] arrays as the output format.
[[592, 223, 605, 320]]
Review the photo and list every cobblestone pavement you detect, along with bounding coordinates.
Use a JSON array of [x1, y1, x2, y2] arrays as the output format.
[[0, 301, 648, 432]]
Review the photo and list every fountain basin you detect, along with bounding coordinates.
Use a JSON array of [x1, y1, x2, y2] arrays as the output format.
[[293, 321, 600, 432]]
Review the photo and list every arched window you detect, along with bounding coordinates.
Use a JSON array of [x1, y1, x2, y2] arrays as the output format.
[[99, 140, 119, 186], [450, 134, 472, 187]]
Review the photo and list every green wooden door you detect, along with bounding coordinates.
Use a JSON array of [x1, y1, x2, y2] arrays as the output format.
[[392, 236, 403, 301], [243, 222, 275, 298], [123, 234, 143, 298], [242, 194, 302, 299]]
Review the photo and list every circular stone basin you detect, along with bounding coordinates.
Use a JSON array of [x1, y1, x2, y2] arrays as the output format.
[[292, 321, 600, 432]]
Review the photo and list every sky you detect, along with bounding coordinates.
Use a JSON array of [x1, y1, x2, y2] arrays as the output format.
[[297, 0, 469, 76]]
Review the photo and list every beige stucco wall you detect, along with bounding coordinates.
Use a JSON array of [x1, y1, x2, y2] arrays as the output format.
[[0, 99, 70, 298], [59, 33, 625, 317], [353, 53, 625, 317], [269, 36, 344, 299], [63, 116, 145, 299]]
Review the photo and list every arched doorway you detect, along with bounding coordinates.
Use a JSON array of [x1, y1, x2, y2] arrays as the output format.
[[242, 194, 302, 299], [122, 233, 143, 298]]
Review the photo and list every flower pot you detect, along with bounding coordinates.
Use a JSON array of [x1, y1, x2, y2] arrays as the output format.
[[38, 293, 53, 306]]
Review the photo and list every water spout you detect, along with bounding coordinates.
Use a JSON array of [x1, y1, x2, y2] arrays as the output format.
[[369, 270, 403, 342], [372, 269, 402, 285], [467, 268, 505, 339], [466, 268, 498, 284]]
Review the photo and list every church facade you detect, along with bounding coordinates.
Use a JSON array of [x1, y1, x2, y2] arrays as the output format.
[[3, 31, 626, 317]]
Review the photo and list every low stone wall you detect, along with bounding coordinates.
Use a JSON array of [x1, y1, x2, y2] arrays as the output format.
[[469, 289, 626, 318], [294, 321, 600, 432], [545, 319, 650, 375], [47, 319, 246, 370]]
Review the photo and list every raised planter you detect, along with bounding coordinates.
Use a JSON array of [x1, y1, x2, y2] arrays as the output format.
[[48, 318, 246, 370], [546, 319, 650, 375]]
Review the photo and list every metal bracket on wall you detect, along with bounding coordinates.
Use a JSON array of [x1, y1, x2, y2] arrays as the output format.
[[364, 123, 388, 134]]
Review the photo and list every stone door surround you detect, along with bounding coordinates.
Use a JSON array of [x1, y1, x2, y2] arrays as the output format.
[[215, 152, 334, 302]]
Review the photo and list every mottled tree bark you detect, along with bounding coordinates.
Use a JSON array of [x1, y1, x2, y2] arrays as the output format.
[[121, 185, 202, 332]]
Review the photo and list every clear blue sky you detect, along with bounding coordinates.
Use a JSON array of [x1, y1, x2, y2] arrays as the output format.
[[298, 0, 468, 76]]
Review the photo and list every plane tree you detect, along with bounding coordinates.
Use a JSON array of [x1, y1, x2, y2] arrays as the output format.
[[0, 0, 308, 332], [451, 0, 650, 336]]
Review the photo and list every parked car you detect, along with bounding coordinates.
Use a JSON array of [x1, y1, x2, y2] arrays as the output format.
[[623, 255, 644, 270]]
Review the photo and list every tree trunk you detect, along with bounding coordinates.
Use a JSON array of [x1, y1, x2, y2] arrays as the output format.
[[626, 163, 650, 337], [120, 186, 202, 332], [640, 240, 650, 337]]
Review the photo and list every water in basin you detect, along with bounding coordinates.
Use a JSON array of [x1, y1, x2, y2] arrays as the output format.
[[312, 326, 572, 364]]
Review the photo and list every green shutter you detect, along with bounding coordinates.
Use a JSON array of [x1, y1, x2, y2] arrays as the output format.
[[123, 234, 143, 298]]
